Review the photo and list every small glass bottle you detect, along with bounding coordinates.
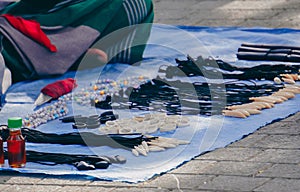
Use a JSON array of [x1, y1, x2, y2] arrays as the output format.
[[7, 117, 26, 168], [0, 136, 4, 167]]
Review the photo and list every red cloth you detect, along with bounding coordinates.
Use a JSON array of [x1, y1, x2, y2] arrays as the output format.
[[2, 14, 57, 52], [41, 78, 77, 99]]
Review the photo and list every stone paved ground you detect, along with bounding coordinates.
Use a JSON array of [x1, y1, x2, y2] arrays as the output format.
[[1, 0, 300, 191]]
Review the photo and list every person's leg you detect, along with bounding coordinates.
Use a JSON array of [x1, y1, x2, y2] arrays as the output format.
[[0, 0, 154, 82], [2, 0, 154, 65], [0, 0, 123, 80]]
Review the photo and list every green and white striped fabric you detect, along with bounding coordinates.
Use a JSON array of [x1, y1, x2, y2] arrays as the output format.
[[105, 0, 154, 64], [0, 0, 154, 81]]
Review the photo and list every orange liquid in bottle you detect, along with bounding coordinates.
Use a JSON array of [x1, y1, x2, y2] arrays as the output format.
[[7, 129, 26, 168], [0, 137, 4, 167]]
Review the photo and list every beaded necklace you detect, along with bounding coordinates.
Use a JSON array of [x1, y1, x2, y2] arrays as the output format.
[[72, 76, 151, 106], [23, 97, 70, 128], [22, 76, 151, 128]]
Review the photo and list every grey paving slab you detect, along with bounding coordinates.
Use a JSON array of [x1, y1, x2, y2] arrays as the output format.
[[197, 175, 270, 192], [153, 0, 300, 28], [186, 0, 232, 11], [4, 176, 44, 185], [2, 184, 63, 192], [171, 160, 216, 174], [56, 186, 117, 192], [102, 187, 171, 192], [200, 161, 272, 177], [190, 9, 279, 21], [257, 164, 300, 179], [248, 149, 300, 164], [256, 121, 300, 135], [88, 180, 139, 187], [227, 134, 268, 148], [281, 112, 300, 122], [273, 5, 300, 18], [37, 176, 92, 186], [194, 19, 248, 27], [142, 173, 215, 190], [216, 0, 297, 10], [229, 134, 300, 149], [196, 147, 263, 161], [0, 176, 12, 184], [239, 20, 300, 29], [249, 135, 300, 149], [0, 184, 11, 191], [254, 178, 300, 192]]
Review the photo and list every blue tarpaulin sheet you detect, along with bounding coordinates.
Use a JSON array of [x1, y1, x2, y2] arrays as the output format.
[[1, 24, 300, 183]]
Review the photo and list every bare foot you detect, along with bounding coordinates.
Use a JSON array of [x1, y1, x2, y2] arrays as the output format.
[[86, 48, 108, 64], [78, 48, 108, 69]]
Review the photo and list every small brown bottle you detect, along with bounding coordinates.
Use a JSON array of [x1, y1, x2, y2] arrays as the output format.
[[0, 136, 4, 167], [7, 117, 26, 168]]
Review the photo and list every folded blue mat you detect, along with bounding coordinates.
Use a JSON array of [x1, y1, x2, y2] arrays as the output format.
[[1, 24, 300, 183]]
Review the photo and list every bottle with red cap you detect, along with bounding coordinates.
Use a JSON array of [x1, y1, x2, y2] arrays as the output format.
[[7, 117, 26, 168]]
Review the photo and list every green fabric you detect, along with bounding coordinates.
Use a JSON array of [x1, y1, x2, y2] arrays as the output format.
[[97, 0, 154, 63], [0, 0, 124, 37], [1, 41, 34, 82], [0, 0, 154, 82]]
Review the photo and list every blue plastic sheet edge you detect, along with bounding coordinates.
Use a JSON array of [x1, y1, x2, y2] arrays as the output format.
[[0, 24, 300, 182]]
